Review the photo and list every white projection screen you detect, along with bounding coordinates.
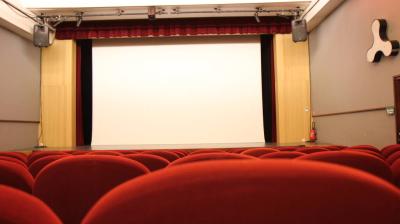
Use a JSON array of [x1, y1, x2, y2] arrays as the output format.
[[92, 36, 265, 145]]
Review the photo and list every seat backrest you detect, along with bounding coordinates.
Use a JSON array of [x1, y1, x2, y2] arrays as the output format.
[[170, 151, 186, 158], [392, 159, 400, 188], [346, 145, 381, 154], [273, 146, 298, 151], [240, 148, 279, 157], [70, 150, 90, 155], [169, 153, 255, 167], [82, 160, 400, 224], [0, 152, 27, 163], [0, 185, 62, 224], [29, 155, 70, 177], [320, 145, 344, 151], [387, 151, 400, 165], [260, 151, 305, 159], [86, 151, 124, 156], [226, 148, 248, 154], [33, 155, 150, 224], [189, 149, 227, 155], [382, 145, 400, 158], [341, 149, 384, 160], [0, 156, 28, 169], [27, 151, 69, 166], [297, 151, 392, 182], [0, 160, 33, 193], [296, 147, 330, 154], [171, 150, 189, 156], [125, 154, 170, 171], [142, 151, 180, 162]]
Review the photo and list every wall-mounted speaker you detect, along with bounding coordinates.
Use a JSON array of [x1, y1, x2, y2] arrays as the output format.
[[291, 19, 308, 42], [33, 24, 51, 47]]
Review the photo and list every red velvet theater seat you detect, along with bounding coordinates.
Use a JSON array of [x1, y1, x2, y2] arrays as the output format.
[[346, 145, 381, 154], [226, 148, 248, 154], [86, 151, 124, 156], [260, 151, 306, 159], [28, 155, 70, 177], [171, 151, 186, 158], [382, 145, 400, 158], [33, 155, 150, 224], [0, 185, 62, 224], [112, 150, 138, 155], [125, 154, 170, 171], [0, 160, 33, 193], [27, 151, 69, 166], [83, 160, 400, 224], [169, 153, 255, 167], [142, 151, 180, 162], [320, 145, 344, 151], [240, 148, 279, 157], [297, 151, 392, 182], [0, 156, 28, 169], [392, 159, 400, 187], [172, 150, 189, 156], [341, 149, 384, 160], [387, 151, 400, 165], [70, 150, 90, 155], [0, 152, 27, 163], [189, 149, 227, 155], [273, 146, 298, 151], [296, 147, 330, 154]]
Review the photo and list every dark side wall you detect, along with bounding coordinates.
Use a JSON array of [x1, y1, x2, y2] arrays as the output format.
[[309, 0, 400, 148]]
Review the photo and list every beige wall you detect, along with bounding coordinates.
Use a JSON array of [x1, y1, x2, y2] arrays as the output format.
[[0, 26, 40, 150], [40, 40, 76, 148], [309, 0, 399, 147]]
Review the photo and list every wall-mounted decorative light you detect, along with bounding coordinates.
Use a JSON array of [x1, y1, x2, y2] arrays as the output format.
[[367, 19, 399, 63]]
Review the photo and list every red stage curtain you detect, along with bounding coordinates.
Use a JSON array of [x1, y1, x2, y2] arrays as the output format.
[[56, 17, 291, 40]]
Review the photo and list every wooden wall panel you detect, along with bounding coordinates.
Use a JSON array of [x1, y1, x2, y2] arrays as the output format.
[[274, 34, 311, 144], [40, 40, 76, 147]]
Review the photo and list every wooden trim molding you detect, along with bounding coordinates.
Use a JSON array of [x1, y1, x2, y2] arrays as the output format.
[[0, 119, 40, 124], [313, 107, 386, 118]]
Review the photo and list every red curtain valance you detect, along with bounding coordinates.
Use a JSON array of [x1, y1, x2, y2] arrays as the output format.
[[56, 17, 291, 39]]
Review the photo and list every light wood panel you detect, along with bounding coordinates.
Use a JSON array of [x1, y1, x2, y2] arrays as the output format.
[[274, 34, 311, 144], [40, 39, 76, 147]]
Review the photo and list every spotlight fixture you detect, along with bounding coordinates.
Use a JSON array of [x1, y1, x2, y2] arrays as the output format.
[[254, 7, 261, 23], [148, 6, 156, 20], [254, 12, 260, 23], [76, 12, 83, 27]]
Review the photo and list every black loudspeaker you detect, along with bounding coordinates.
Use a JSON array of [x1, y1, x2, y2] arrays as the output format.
[[33, 24, 50, 47], [291, 19, 308, 42]]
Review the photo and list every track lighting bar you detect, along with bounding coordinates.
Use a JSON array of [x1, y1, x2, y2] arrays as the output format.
[[171, 7, 302, 16], [35, 6, 301, 28]]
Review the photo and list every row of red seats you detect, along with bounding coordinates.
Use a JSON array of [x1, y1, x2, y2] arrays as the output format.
[[0, 144, 400, 223], [2, 144, 400, 188], [2, 144, 400, 186]]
